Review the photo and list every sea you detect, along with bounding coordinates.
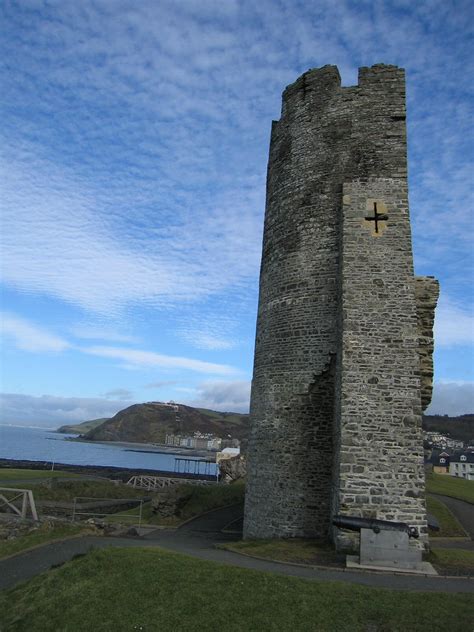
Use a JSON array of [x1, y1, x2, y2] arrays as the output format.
[[0, 425, 218, 476]]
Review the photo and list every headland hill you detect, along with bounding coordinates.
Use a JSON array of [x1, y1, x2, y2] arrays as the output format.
[[57, 401, 250, 457], [56, 400, 473, 447]]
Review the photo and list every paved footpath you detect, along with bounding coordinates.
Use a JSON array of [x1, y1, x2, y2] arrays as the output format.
[[1, 504, 472, 594]]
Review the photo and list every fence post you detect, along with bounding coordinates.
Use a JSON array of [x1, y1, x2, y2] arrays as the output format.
[[72, 497, 77, 522], [138, 500, 143, 528], [27, 490, 39, 521]]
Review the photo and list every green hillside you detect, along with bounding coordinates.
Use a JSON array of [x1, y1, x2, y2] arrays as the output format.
[[81, 402, 249, 444], [423, 414, 474, 443], [57, 418, 110, 435]]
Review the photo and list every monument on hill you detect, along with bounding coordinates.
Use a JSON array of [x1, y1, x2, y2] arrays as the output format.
[[243, 64, 439, 549]]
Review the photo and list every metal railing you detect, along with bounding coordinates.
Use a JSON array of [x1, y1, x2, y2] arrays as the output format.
[[71, 497, 144, 527]]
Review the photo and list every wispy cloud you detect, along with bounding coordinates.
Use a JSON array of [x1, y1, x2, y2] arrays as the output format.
[[3, 1, 470, 320], [2, 312, 240, 376], [176, 313, 241, 351], [434, 294, 474, 347], [0, 393, 132, 426], [186, 380, 251, 413], [145, 380, 179, 389], [101, 388, 134, 401], [0, 0, 472, 404], [83, 345, 237, 375], [0, 312, 69, 353], [70, 322, 139, 344]]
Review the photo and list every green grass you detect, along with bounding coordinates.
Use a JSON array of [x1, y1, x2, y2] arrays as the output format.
[[428, 548, 474, 575], [106, 501, 159, 525], [219, 538, 340, 567], [222, 539, 474, 576], [0, 469, 84, 481], [0, 547, 471, 632], [0, 479, 147, 502], [174, 481, 245, 518], [0, 523, 88, 559], [107, 481, 245, 526], [426, 496, 467, 537], [426, 472, 474, 504]]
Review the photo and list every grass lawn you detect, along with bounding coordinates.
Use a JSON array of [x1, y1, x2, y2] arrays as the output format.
[[174, 481, 244, 518], [221, 538, 474, 576], [107, 481, 245, 526], [426, 472, 474, 504], [426, 496, 467, 537], [0, 547, 471, 632], [0, 523, 89, 559], [0, 469, 84, 481], [219, 538, 341, 567], [0, 479, 147, 502], [428, 548, 474, 576]]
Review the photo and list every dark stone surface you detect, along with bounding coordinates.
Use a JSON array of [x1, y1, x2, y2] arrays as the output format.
[[244, 64, 438, 546]]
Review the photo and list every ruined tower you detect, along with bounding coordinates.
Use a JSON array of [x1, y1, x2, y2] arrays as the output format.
[[243, 64, 439, 547]]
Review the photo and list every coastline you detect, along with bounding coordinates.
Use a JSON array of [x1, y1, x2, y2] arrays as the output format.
[[0, 458, 217, 482], [66, 436, 215, 459]]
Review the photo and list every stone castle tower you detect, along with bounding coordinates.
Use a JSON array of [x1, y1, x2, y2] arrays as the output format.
[[243, 64, 439, 548]]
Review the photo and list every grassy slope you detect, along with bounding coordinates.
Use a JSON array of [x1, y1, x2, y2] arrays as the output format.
[[220, 539, 339, 567], [0, 523, 88, 559], [426, 496, 467, 537], [0, 469, 83, 481], [428, 548, 474, 575], [108, 481, 245, 526], [56, 418, 109, 434], [0, 479, 146, 502], [0, 547, 471, 632], [223, 539, 474, 576], [426, 472, 474, 504]]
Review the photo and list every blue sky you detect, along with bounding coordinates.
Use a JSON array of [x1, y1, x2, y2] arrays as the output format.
[[1, 0, 473, 426]]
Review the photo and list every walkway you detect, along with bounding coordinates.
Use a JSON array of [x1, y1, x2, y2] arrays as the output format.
[[0, 504, 472, 594]]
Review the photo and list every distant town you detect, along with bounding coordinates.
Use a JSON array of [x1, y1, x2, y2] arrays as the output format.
[[165, 431, 240, 452], [424, 430, 474, 480]]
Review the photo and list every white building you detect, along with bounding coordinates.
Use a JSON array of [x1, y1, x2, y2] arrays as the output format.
[[449, 452, 474, 481]]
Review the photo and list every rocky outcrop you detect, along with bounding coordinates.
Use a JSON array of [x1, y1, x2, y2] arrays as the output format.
[[219, 455, 246, 483], [415, 277, 440, 411], [150, 486, 194, 518]]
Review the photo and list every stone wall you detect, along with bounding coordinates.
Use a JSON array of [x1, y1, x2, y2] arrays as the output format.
[[332, 179, 427, 548], [243, 64, 437, 545], [415, 277, 440, 411]]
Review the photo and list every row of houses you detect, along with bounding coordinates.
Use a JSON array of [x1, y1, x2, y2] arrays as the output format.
[[165, 432, 222, 450], [165, 432, 240, 451], [423, 430, 466, 450], [431, 450, 474, 480]]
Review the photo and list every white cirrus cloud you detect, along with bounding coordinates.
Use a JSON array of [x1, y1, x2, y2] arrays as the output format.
[[83, 345, 237, 375], [70, 322, 139, 344], [101, 388, 134, 401], [0, 312, 70, 353], [186, 380, 251, 412], [434, 294, 474, 347], [0, 392, 133, 427]]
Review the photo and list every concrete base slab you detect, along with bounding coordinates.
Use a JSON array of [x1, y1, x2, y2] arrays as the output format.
[[346, 555, 438, 576]]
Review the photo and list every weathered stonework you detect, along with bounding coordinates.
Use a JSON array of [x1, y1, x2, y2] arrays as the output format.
[[415, 276, 440, 411], [243, 64, 438, 548]]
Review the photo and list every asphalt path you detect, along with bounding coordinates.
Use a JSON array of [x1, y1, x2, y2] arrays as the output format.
[[0, 504, 472, 595]]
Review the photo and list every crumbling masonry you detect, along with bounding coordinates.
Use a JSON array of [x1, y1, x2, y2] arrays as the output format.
[[243, 64, 439, 548]]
